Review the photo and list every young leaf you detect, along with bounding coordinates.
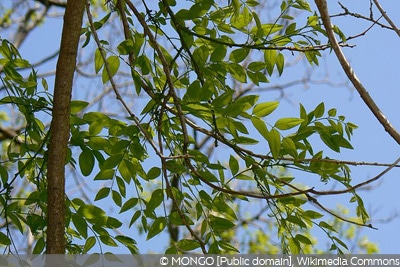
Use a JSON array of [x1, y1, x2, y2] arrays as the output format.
[[267, 128, 281, 160], [252, 101, 279, 117], [314, 102, 325, 118], [275, 118, 304, 130]]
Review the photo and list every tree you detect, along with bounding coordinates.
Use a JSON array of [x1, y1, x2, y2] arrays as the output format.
[[0, 0, 398, 254]]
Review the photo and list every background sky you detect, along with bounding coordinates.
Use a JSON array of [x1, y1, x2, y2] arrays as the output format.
[[2, 0, 400, 253]]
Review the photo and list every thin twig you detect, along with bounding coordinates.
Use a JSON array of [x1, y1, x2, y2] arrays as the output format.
[[372, 0, 400, 37]]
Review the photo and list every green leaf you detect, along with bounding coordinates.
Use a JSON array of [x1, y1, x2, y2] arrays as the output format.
[[146, 189, 164, 215], [115, 235, 137, 246], [94, 169, 115, 180], [275, 118, 304, 130], [84, 236, 96, 253], [130, 210, 141, 227], [332, 236, 349, 250], [89, 120, 104, 136], [72, 214, 88, 238], [116, 176, 126, 197], [264, 49, 277, 75], [282, 137, 297, 157], [94, 187, 110, 201], [227, 62, 247, 83], [193, 45, 209, 66], [177, 239, 201, 251], [229, 48, 249, 63], [219, 240, 240, 253], [267, 128, 281, 160], [100, 235, 118, 247], [276, 53, 284, 75], [117, 39, 134, 55], [147, 217, 167, 240], [288, 237, 300, 254], [94, 48, 104, 74], [78, 204, 106, 220], [120, 198, 139, 213], [112, 190, 122, 207], [103, 154, 124, 169], [210, 45, 227, 62], [314, 102, 325, 118], [286, 215, 307, 228], [209, 215, 235, 231], [0, 232, 11, 246], [251, 116, 269, 140], [70, 100, 89, 114], [319, 132, 340, 152], [146, 167, 161, 180], [166, 160, 185, 174], [102, 55, 120, 83], [295, 234, 313, 245], [79, 149, 95, 176], [0, 165, 8, 185], [229, 155, 239, 175], [303, 210, 324, 219], [119, 159, 135, 182], [252, 101, 279, 117], [319, 221, 337, 233], [328, 108, 337, 117], [105, 216, 122, 228], [33, 237, 45, 254]]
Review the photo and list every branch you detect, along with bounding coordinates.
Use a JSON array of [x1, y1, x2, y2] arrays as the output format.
[[13, 7, 49, 48], [35, 0, 67, 8], [46, 0, 85, 254], [309, 157, 400, 196], [315, 0, 400, 145], [181, 26, 355, 52], [0, 126, 23, 144], [372, 0, 400, 37]]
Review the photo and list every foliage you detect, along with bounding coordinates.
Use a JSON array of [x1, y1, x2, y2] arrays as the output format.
[[0, 0, 385, 254]]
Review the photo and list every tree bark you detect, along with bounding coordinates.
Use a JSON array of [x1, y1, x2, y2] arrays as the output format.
[[46, 0, 84, 254]]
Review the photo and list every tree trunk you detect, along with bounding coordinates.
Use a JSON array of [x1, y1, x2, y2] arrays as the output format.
[[46, 0, 85, 254]]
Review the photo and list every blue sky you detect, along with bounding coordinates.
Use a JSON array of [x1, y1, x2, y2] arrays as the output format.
[[3, 0, 400, 253]]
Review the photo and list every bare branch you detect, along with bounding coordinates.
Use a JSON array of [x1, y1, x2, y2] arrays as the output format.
[[372, 0, 400, 37]]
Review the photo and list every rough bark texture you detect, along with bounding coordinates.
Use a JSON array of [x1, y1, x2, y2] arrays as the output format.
[[46, 0, 85, 254]]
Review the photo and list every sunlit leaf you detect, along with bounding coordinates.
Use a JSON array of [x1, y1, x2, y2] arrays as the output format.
[[275, 118, 304, 130], [252, 101, 279, 117]]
